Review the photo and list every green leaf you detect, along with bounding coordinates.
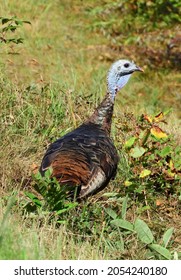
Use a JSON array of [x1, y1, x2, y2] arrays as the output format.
[[44, 167, 53, 178], [130, 146, 146, 158], [149, 244, 172, 260], [10, 26, 17, 32], [6, 38, 24, 44], [124, 136, 136, 148], [16, 38, 24, 44], [121, 195, 128, 220], [104, 207, 118, 219], [25, 192, 42, 207], [134, 218, 154, 244], [56, 202, 78, 214], [2, 18, 11, 24], [137, 205, 151, 214], [162, 227, 174, 248], [15, 20, 23, 26], [111, 219, 134, 231], [139, 169, 151, 178], [134, 185, 145, 194], [159, 146, 171, 157]]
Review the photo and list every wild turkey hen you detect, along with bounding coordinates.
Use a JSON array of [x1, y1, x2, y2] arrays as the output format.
[[40, 59, 143, 199]]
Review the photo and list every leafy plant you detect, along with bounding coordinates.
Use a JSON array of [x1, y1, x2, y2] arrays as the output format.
[[0, 16, 31, 44], [119, 111, 181, 200], [87, 0, 181, 34], [135, 219, 173, 260], [24, 169, 78, 222], [120, 0, 181, 28], [106, 201, 176, 260]]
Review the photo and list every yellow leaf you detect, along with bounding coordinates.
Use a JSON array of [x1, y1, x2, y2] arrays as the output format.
[[151, 126, 168, 139], [124, 180, 132, 187], [139, 169, 151, 178], [169, 159, 174, 170], [144, 114, 152, 123], [154, 112, 164, 123], [167, 170, 175, 178]]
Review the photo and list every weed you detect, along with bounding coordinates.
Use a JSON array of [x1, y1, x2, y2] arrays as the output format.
[[24, 169, 78, 222], [115, 111, 181, 203], [0, 16, 30, 45], [105, 197, 177, 260]]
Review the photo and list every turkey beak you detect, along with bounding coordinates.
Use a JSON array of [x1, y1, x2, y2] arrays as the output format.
[[135, 65, 144, 72]]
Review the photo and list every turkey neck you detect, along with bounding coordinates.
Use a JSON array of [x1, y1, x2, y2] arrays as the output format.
[[85, 93, 114, 135]]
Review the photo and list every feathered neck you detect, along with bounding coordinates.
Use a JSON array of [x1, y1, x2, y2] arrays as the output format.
[[85, 62, 132, 134], [85, 93, 114, 135]]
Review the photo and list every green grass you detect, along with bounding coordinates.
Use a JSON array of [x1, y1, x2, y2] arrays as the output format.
[[0, 201, 105, 260], [0, 0, 181, 260]]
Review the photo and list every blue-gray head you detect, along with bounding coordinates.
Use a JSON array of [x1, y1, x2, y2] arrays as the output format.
[[107, 59, 143, 100]]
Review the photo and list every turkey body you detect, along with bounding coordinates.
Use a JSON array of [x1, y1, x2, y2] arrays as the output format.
[[39, 59, 142, 200], [40, 122, 119, 199]]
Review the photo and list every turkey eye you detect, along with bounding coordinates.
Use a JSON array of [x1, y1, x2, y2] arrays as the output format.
[[124, 63, 129, 68]]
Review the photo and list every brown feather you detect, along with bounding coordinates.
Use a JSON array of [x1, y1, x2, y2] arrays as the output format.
[[51, 150, 91, 186]]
